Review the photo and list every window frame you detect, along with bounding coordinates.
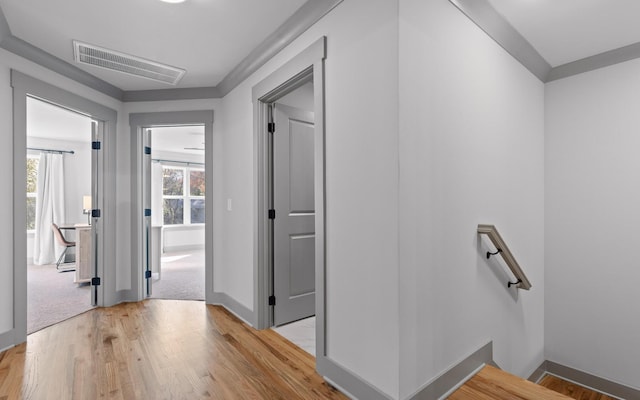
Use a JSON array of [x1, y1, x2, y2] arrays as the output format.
[[161, 164, 205, 226]]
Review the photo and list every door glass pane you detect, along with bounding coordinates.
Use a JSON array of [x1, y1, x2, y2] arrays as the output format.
[[190, 170, 205, 196], [163, 199, 184, 224], [163, 168, 184, 196], [190, 199, 205, 224]]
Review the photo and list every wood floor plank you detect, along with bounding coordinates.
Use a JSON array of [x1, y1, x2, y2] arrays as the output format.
[[449, 365, 574, 400], [0, 300, 348, 400]]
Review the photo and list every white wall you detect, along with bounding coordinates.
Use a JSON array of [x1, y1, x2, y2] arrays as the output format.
[[0, 47, 122, 337], [398, 1, 545, 397], [545, 59, 640, 390], [163, 225, 205, 252], [217, 0, 400, 396]]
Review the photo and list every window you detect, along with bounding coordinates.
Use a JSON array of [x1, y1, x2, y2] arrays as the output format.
[[26, 156, 39, 231], [162, 166, 205, 225]]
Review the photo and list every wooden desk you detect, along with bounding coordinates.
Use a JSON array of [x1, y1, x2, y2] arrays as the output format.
[[74, 224, 92, 284]]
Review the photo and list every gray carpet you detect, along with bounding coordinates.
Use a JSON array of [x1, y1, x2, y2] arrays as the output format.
[[27, 249, 205, 334], [151, 249, 205, 300], [27, 262, 93, 334]]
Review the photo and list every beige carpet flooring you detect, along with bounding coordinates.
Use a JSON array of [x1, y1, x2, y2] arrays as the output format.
[[27, 262, 93, 334], [151, 249, 205, 300], [27, 249, 205, 334]]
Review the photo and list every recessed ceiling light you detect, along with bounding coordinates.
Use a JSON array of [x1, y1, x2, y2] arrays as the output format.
[[159, 0, 186, 3]]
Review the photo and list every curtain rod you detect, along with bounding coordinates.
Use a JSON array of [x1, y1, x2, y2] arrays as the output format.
[[27, 147, 75, 155], [152, 158, 204, 166]]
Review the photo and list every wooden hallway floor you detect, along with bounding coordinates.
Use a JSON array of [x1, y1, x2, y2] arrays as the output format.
[[0, 300, 347, 400]]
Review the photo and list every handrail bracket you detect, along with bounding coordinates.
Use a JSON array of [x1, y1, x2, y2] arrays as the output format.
[[477, 224, 532, 291]]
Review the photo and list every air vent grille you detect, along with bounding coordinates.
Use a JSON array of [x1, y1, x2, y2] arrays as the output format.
[[73, 41, 186, 85]]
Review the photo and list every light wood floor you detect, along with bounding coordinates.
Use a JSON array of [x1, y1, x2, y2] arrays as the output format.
[[0, 300, 347, 400], [449, 365, 573, 399], [539, 374, 618, 400]]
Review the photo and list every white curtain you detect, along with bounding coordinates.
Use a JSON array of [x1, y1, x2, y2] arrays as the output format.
[[33, 153, 66, 265]]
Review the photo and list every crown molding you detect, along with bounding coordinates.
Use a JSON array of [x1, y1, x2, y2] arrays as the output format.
[[4, 0, 640, 99], [0, 3, 9, 43], [0, 35, 124, 99], [122, 86, 220, 102], [217, 0, 342, 97], [448, 0, 640, 84], [0, 0, 342, 102], [547, 42, 640, 82], [448, 0, 551, 82]]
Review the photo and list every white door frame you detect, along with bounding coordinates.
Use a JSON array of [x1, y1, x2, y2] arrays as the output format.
[[9, 70, 116, 346], [252, 37, 327, 360], [128, 111, 214, 302]]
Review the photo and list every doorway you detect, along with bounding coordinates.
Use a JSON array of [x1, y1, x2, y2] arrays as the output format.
[[25, 97, 96, 334], [147, 125, 206, 300], [12, 71, 115, 345], [128, 111, 214, 303], [253, 37, 327, 363], [268, 82, 317, 354]]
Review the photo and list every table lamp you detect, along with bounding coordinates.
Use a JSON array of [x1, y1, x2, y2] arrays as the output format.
[[83, 195, 92, 225]]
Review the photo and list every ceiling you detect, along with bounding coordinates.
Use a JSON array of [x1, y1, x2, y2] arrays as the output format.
[[487, 0, 640, 67], [4, 1, 640, 92], [0, 0, 306, 91]]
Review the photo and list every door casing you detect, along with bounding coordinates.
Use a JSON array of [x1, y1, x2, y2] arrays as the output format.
[[252, 37, 327, 363], [10, 70, 116, 346], [128, 111, 214, 302]]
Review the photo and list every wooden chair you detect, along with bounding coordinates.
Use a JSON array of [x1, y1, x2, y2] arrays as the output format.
[[51, 223, 76, 270]]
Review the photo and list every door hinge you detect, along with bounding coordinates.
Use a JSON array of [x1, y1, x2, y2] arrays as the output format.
[[145, 270, 152, 279], [91, 277, 101, 286], [268, 295, 276, 306], [92, 141, 101, 150], [268, 209, 275, 219], [268, 122, 275, 133], [91, 209, 101, 218], [144, 209, 151, 217], [144, 146, 151, 155]]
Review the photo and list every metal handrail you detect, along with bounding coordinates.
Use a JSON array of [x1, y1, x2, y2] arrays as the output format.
[[477, 224, 532, 290]]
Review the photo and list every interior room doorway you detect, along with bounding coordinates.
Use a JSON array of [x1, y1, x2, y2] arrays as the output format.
[[129, 110, 214, 303], [25, 97, 96, 334], [266, 81, 317, 355], [146, 125, 206, 301], [252, 38, 327, 363]]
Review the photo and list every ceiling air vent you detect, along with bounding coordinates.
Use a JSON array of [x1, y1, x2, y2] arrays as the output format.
[[73, 40, 186, 85]]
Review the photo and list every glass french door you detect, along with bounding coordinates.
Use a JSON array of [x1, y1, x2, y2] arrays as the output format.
[[142, 128, 153, 296], [90, 120, 103, 306]]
